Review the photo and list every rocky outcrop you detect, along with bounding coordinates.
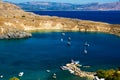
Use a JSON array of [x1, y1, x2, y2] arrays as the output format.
[[61, 60, 95, 79], [0, 30, 31, 39], [0, 25, 31, 39], [0, 2, 120, 39], [66, 63, 95, 79]]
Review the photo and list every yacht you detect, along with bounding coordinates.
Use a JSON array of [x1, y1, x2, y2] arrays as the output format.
[[18, 72, 24, 77], [84, 49, 87, 54], [61, 66, 69, 70], [60, 38, 63, 42], [61, 32, 65, 36], [52, 73, 56, 79], [84, 42, 90, 47], [0, 75, 3, 78], [67, 41, 71, 46], [46, 70, 50, 73], [68, 37, 71, 41]]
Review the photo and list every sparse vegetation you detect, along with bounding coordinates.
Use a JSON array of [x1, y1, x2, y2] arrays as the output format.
[[0, 2, 120, 39], [22, 15, 25, 18], [96, 69, 120, 80], [9, 77, 20, 80]]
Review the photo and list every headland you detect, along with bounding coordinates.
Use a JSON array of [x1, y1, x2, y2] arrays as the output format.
[[0, 2, 120, 39]]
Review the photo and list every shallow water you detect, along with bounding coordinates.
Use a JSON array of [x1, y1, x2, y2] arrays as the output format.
[[0, 32, 120, 80]]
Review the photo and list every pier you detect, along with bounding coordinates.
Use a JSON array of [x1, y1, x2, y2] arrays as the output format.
[[61, 60, 95, 79]]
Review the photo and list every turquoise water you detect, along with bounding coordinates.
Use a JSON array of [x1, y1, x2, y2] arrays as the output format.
[[0, 32, 120, 80]]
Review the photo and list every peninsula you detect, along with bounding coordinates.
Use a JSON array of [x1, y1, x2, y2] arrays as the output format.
[[0, 2, 120, 39]]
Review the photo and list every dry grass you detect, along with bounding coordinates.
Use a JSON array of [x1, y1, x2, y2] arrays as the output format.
[[0, 2, 120, 36]]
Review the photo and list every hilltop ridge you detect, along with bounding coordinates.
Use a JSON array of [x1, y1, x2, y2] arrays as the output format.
[[0, 2, 21, 10], [15, 1, 120, 11], [0, 2, 120, 39]]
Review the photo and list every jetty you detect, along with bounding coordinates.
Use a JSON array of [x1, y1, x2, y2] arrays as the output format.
[[61, 60, 95, 79]]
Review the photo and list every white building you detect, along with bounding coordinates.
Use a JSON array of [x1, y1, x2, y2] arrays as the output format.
[[93, 76, 105, 80]]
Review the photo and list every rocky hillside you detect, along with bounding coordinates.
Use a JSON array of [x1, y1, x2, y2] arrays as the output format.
[[15, 1, 120, 11], [85, 2, 120, 11], [0, 2, 120, 39]]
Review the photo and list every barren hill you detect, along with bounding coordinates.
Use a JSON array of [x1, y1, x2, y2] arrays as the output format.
[[15, 1, 120, 11], [0, 2, 120, 39]]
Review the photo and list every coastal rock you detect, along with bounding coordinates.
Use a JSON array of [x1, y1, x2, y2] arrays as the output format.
[[61, 60, 95, 79], [0, 29, 32, 39]]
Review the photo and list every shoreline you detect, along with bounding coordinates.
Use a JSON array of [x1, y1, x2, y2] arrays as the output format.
[[61, 60, 95, 79], [0, 2, 120, 39]]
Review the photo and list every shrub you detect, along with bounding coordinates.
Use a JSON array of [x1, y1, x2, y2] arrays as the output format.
[[96, 69, 120, 80], [9, 77, 20, 80]]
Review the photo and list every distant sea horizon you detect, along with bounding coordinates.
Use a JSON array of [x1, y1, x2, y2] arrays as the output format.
[[29, 11, 120, 24]]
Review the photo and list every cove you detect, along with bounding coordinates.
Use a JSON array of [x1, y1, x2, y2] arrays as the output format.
[[0, 32, 120, 80]]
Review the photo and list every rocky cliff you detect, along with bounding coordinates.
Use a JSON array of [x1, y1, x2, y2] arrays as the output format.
[[0, 2, 120, 39]]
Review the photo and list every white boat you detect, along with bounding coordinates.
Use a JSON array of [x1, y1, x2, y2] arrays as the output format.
[[84, 49, 87, 54], [46, 70, 50, 73], [71, 60, 82, 67], [69, 69, 74, 74], [75, 61, 79, 64], [0, 75, 3, 78], [18, 72, 24, 77], [68, 37, 71, 41], [84, 42, 90, 47], [61, 38, 63, 42], [61, 66, 69, 70], [94, 76, 105, 80], [61, 32, 65, 36], [52, 73, 56, 79], [67, 41, 71, 46]]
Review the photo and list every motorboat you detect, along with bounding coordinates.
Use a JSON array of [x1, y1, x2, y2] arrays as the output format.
[[84, 42, 90, 47], [52, 73, 56, 79], [68, 37, 71, 41], [61, 32, 65, 36], [18, 72, 24, 77], [84, 49, 87, 54], [61, 66, 69, 70], [46, 70, 50, 73], [60, 38, 63, 42], [67, 41, 71, 46]]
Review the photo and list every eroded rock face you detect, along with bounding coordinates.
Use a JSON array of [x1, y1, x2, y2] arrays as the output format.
[[0, 28, 32, 39], [0, 2, 120, 39]]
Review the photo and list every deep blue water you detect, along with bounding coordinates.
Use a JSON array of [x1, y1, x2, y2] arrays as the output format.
[[31, 11, 120, 24], [0, 32, 120, 80], [0, 11, 120, 80]]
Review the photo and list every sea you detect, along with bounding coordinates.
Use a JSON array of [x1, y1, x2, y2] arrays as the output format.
[[0, 11, 120, 80]]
